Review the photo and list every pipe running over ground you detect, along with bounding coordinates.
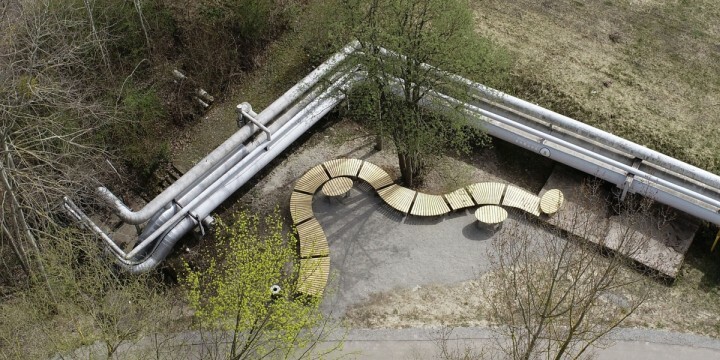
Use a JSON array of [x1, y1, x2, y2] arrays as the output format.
[[65, 42, 720, 273]]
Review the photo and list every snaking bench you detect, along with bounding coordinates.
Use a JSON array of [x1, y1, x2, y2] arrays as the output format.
[[290, 158, 564, 297]]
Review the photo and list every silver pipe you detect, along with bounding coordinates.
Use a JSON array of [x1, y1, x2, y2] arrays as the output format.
[[373, 45, 720, 191], [424, 89, 720, 210], [125, 71, 354, 259], [98, 40, 361, 224], [71, 42, 720, 273], [122, 73, 354, 272]]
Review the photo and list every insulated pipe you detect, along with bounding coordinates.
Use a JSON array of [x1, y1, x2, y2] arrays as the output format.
[[122, 74, 354, 273], [418, 89, 720, 224], [378, 71, 720, 211], [469, 116, 720, 225], [372, 45, 720, 191], [426, 89, 720, 210], [127, 71, 354, 259], [98, 40, 361, 224], [465, 96, 720, 201], [138, 70, 351, 240]]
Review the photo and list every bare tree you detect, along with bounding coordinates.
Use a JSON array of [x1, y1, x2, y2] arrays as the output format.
[[484, 183, 658, 360], [0, 0, 116, 289]]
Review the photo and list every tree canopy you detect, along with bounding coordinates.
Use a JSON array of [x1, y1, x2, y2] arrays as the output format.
[[182, 210, 341, 359], [309, 0, 512, 186]]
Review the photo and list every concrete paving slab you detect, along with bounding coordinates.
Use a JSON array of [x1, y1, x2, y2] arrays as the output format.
[[541, 164, 611, 244], [541, 164, 700, 278], [313, 184, 522, 315], [606, 210, 699, 277]]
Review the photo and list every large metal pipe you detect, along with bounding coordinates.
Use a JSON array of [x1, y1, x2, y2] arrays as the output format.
[[122, 74, 354, 272], [136, 70, 351, 242], [98, 41, 361, 224], [69, 41, 720, 274], [373, 45, 720, 191], [463, 80, 720, 192]]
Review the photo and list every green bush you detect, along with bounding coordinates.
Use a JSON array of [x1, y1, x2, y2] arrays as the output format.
[[104, 85, 171, 180]]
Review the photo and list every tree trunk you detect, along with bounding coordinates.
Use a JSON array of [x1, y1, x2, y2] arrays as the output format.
[[398, 152, 422, 187], [374, 135, 384, 151]]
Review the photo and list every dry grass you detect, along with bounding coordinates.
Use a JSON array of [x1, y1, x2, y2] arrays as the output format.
[[343, 229, 720, 338], [472, 0, 720, 173]]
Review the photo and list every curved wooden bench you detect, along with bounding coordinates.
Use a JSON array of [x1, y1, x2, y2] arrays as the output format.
[[445, 188, 475, 210], [358, 162, 394, 190], [467, 182, 506, 205], [411, 193, 450, 216], [289, 158, 564, 297], [378, 185, 417, 214], [297, 257, 330, 297], [297, 218, 329, 258], [540, 189, 564, 215], [290, 191, 314, 225], [294, 164, 330, 194], [502, 185, 541, 216], [323, 158, 363, 178]]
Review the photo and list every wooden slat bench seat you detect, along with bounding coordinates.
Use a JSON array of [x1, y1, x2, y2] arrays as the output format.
[[410, 193, 451, 216], [358, 162, 394, 190], [444, 188, 475, 210], [321, 177, 353, 198], [298, 257, 330, 297], [540, 189, 564, 215], [502, 185, 541, 216], [297, 218, 329, 258], [378, 185, 417, 214], [290, 191, 314, 224], [475, 205, 508, 230], [294, 164, 330, 194], [467, 182, 506, 205], [323, 158, 363, 178]]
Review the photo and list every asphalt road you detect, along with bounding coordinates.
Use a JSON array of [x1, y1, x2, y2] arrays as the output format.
[[327, 328, 720, 359]]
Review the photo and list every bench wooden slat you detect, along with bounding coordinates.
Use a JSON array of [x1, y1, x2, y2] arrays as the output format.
[[290, 191, 314, 224], [358, 162, 394, 190], [298, 257, 330, 297], [540, 189, 564, 215], [502, 185, 541, 216], [475, 205, 508, 224], [444, 188, 475, 210], [467, 182, 506, 205], [378, 185, 416, 213], [297, 218, 329, 258], [321, 177, 353, 197], [323, 158, 363, 178], [294, 164, 330, 194], [410, 193, 450, 216]]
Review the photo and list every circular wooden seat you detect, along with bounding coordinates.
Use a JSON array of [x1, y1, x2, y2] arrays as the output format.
[[475, 205, 508, 230], [540, 189, 564, 215], [321, 177, 353, 198]]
